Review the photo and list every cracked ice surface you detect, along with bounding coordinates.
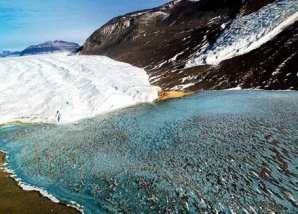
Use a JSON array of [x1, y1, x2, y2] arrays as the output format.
[[186, 0, 298, 66]]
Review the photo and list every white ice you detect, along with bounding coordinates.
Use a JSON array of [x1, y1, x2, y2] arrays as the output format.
[[186, 0, 298, 67], [0, 53, 160, 124]]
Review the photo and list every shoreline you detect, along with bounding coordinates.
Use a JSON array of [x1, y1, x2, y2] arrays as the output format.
[[0, 151, 81, 214], [1, 89, 296, 126], [158, 90, 194, 101]]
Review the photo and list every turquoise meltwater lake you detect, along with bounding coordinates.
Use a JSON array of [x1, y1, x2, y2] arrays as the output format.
[[0, 90, 297, 213]]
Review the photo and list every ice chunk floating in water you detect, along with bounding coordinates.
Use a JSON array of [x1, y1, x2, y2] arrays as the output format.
[[186, 0, 298, 66], [0, 91, 297, 213], [0, 53, 160, 124]]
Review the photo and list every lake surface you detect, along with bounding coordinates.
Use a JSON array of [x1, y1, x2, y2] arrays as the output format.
[[0, 90, 297, 213]]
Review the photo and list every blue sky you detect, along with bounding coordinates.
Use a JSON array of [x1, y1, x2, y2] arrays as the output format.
[[0, 0, 169, 51]]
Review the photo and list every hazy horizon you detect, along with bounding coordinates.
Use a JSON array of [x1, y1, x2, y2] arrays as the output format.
[[0, 0, 168, 51]]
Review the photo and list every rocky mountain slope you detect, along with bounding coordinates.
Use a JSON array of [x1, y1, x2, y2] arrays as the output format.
[[79, 0, 298, 90], [20, 40, 80, 56]]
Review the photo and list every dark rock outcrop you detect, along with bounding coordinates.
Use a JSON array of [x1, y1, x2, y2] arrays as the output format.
[[80, 0, 297, 90]]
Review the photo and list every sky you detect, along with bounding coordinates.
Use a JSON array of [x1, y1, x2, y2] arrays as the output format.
[[0, 0, 169, 51]]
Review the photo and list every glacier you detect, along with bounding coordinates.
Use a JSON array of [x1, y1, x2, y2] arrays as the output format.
[[186, 0, 298, 67], [0, 53, 160, 124]]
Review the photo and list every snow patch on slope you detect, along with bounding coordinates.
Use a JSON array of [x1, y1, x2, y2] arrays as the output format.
[[0, 54, 160, 124], [186, 0, 298, 67]]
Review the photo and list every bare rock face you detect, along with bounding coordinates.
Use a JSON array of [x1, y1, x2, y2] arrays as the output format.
[[80, 0, 297, 90]]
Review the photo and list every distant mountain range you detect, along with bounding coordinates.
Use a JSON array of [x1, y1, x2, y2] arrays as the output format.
[[20, 40, 80, 56], [79, 0, 297, 90], [0, 50, 21, 58], [0, 41, 80, 58]]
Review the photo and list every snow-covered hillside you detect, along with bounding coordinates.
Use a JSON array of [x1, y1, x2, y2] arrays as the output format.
[[186, 0, 298, 66], [0, 54, 160, 124]]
